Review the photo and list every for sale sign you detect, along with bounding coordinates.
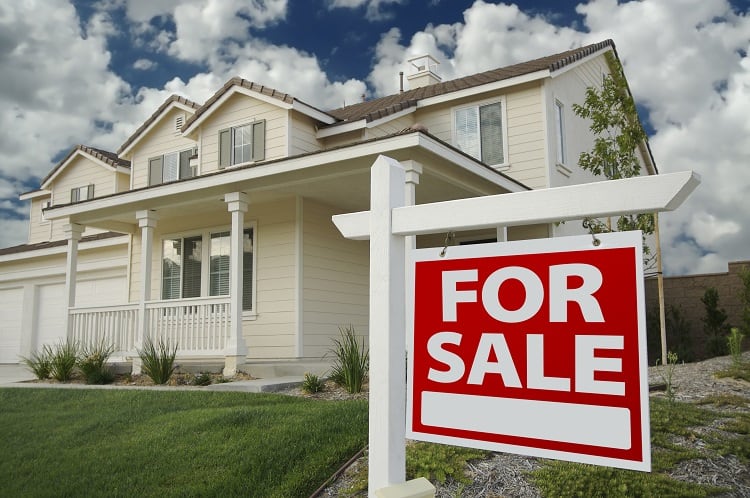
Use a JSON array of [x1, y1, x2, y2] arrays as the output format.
[[406, 231, 651, 471]]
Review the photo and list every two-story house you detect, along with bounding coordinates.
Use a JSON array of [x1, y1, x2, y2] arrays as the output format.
[[0, 39, 656, 376]]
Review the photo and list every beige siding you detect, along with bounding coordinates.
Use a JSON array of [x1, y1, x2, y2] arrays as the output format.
[[289, 112, 323, 156], [199, 93, 289, 174], [320, 129, 365, 149], [302, 199, 369, 358], [130, 107, 198, 189], [505, 83, 547, 188], [364, 114, 415, 139], [52, 155, 117, 203], [413, 101, 452, 142], [28, 197, 53, 244]]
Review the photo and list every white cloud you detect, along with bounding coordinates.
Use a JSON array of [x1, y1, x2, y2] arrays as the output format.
[[327, 0, 406, 21], [0, 217, 30, 248], [133, 58, 157, 70]]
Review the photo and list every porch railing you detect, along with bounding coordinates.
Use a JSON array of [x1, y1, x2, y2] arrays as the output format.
[[68, 296, 231, 357]]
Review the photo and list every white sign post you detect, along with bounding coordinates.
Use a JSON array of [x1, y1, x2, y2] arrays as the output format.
[[332, 155, 699, 497]]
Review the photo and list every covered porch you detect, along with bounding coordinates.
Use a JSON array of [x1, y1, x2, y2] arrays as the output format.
[[47, 132, 525, 376]]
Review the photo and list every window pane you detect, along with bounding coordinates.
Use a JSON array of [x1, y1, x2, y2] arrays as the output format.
[[182, 236, 202, 298], [243, 228, 254, 311], [233, 125, 252, 165], [210, 231, 230, 296], [163, 152, 179, 182], [479, 102, 504, 165], [455, 107, 480, 159], [162, 239, 182, 300]]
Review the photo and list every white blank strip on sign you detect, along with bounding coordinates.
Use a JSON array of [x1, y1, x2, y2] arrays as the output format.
[[421, 392, 631, 449]]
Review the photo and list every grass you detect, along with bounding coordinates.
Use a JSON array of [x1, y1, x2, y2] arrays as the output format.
[[0, 388, 367, 497]]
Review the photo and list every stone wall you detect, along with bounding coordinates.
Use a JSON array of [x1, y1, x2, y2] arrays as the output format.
[[644, 260, 749, 362]]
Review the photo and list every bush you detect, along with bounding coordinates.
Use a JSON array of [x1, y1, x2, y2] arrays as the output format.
[[138, 337, 177, 385], [702, 287, 730, 357], [728, 327, 745, 367], [327, 325, 369, 394], [49, 340, 79, 382], [191, 372, 212, 386], [301, 372, 325, 394], [78, 340, 115, 385], [20, 345, 53, 380]]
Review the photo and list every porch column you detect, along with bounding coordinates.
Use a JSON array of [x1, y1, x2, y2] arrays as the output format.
[[134, 210, 158, 374], [224, 192, 249, 376], [402, 160, 423, 250], [63, 223, 84, 339]]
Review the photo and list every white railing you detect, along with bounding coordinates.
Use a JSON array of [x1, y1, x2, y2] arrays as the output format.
[[145, 297, 230, 354], [68, 296, 231, 356], [69, 304, 139, 354]]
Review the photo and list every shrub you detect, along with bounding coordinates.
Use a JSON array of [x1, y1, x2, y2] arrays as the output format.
[[20, 345, 53, 380], [702, 287, 730, 357], [301, 372, 325, 394], [49, 340, 80, 382], [739, 265, 750, 335], [327, 325, 369, 394], [191, 372, 212, 386], [138, 337, 177, 385], [728, 327, 745, 368], [78, 340, 115, 385]]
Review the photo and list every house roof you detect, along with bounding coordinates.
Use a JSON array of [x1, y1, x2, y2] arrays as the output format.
[[117, 94, 201, 155], [0, 231, 126, 257], [39, 144, 131, 189], [326, 39, 617, 124]]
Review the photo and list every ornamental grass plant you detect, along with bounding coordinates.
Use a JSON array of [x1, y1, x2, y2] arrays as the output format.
[[138, 337, 177, 385], [327, 325, 369, 394]]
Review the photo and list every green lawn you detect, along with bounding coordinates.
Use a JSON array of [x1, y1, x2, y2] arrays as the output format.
[[0, 388, 367, 497]]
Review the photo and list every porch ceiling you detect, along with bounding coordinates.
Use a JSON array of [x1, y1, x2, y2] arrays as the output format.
[[47, 132, 527, 233]]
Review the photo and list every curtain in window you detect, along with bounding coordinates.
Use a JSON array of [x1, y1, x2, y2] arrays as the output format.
[[210, 232, 231, 296], [479, 102, 504, 165], [455, 107, 480, 159], [163, 152, 179, 182], [162, 239, 182, 300], [242, 228, 254, 311], [182, 236, 202, 298]]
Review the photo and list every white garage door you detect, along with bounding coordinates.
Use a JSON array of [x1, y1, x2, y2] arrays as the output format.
[[36, 283, 66, 350], [0, 287, 24, 363]]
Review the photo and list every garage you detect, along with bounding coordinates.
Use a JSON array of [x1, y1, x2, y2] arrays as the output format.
[[0, 287, 24, 363]]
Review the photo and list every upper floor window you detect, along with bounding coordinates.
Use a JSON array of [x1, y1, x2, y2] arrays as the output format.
[[161, 227, 255, 312], [554, 99, 566, 165], [148, 148, 195, 186], [70, 185, 94, 203], [40, 200, 51, 223], [454, 101, 505, 166], [218, 120, 265, 168]]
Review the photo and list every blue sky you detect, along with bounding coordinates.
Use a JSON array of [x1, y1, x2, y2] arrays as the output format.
[[1, 0, 749, 276]]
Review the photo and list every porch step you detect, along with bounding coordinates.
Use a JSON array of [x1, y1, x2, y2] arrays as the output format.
[[206, 376, 304, 393]]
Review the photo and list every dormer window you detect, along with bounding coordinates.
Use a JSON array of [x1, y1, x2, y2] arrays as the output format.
[[70, 185, 94, 203], [218, 120, 265, 168]]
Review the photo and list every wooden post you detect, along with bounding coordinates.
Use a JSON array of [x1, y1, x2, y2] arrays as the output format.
[[368, 156, 407, 495], [654, 212, 668, 366]]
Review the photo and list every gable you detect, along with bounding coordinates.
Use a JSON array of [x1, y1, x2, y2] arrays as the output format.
[[118, 96, 199, 157]]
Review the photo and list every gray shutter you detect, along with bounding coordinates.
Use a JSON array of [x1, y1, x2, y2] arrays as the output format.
[[70, 188, 78, 203], [252, 120, 265, 161], [86, 184, 95, 199], [179, 150, 192, 179], [218, 128, 231, 168], [148, 156, 163, 186]]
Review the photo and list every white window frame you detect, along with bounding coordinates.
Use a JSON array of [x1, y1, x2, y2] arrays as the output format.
[[218, 120, 265, 168], [159, 222, 258, 318], [452, 97, 509, 169], [148, 148, 195, 187]]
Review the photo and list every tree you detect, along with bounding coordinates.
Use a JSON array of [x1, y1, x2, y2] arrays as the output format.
[[572, 52, 655, 266], [701, 287, 730, 357], [739, 265, 750, 336]]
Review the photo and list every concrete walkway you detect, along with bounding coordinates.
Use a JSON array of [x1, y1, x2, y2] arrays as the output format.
[[0, 364, 303, 393]]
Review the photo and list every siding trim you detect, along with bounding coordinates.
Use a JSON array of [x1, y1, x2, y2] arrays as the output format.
[[295, 196, 304, 357]]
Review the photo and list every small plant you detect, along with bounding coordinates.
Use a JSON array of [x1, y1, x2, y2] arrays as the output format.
[[301, 372, 325, 394], [20, 345, 53, 380], [191, 372, 212, 386], [78, 340, 115, 385], [49, 340, 80, 382], [702, 287, 730, 357], [327, 325, 369, 394], [728, 327, 745, 367], [658, 351, 679, 406], [138, 337, 177, 385], [406, 442, 488, 485]]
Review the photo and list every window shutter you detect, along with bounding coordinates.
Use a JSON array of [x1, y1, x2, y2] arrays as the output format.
[[70, 188, 78, 203], [479, 102, 504, 165], [242, 228, 254, 311], [179, 150, 193, 179], [252, 120, 265, 162], [163, 152, 179, 182], [86, 184, 95, 200], [218, 128, 231, 169], [148, 156, 163, 186]]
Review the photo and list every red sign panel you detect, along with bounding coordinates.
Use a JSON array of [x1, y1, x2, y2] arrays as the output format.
[[406, 232, 651, 471]]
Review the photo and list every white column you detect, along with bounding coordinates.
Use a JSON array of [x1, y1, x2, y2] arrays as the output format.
[[368, 156, 407, 496], [63, 223, 83, 338], [134, 210, 158, 374], [224, 192, 249, 376], [496, 226, 508, 242], [402, 160, 423, 251]]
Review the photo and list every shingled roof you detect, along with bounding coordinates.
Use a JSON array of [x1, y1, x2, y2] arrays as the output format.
[[40, 144, 131, 186], [326, 39, 617, 124], [117, 94, 201, 155]]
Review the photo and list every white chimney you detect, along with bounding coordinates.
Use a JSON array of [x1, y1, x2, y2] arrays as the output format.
[[406, 54, 441, 89]]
